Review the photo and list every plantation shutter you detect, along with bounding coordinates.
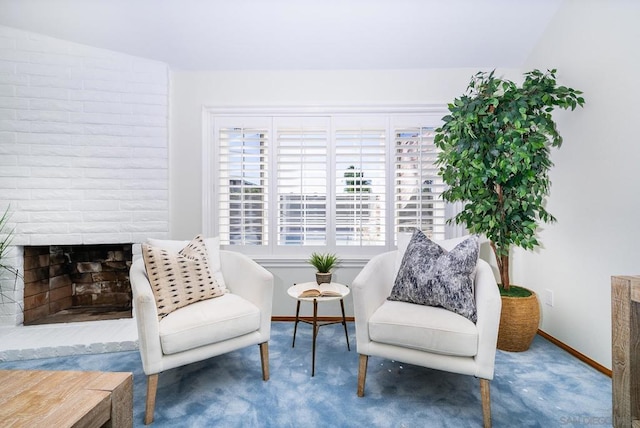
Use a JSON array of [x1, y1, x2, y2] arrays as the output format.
[[216, 118, 269, 246], [275, 117, 329, 246], [334, 117, 387, 246], [392, 119, 446, 240], [209, 108, 450, 256]]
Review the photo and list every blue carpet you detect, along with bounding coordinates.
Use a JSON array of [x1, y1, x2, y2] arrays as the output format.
[[0, 322, 611, 427]]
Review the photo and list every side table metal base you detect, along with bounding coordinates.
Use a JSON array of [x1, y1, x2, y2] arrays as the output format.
[[292, 298, 350, 377]]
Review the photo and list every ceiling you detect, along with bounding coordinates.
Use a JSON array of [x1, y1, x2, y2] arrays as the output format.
[[0, 0, 564, 71]]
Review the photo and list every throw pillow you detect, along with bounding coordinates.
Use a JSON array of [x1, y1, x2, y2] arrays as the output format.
[[142, 234, 225, 319], [394, 231, 473, 276], [388, 229, 479, 322], [147, 236, 227, 293]]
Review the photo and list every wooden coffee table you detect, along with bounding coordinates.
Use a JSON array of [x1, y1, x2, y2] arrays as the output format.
[[0, 370, 133, 427]]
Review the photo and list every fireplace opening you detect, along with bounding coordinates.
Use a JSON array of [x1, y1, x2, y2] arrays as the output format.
[[23, 244, 133, 326]]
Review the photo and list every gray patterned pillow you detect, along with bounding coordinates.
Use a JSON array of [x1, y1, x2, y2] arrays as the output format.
[[388, 229, 479, 322], [142, 234, 225, 320]]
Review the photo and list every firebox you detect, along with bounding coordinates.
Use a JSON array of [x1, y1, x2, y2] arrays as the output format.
[[23, 244, 133, 325]]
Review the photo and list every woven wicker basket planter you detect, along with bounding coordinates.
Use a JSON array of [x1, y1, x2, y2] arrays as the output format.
[[497, 289, 540, 352]]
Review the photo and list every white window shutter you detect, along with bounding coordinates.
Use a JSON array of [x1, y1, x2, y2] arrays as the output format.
[[275, 117, 329, 246], [216, 118, 270, 246], [392, 121, 446, 240], [334, 117, 387, 246], [208, 108, 450, 256]]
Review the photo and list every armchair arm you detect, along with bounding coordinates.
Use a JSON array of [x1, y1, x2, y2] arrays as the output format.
[[219, 251, 274, 339], [129, 258, 164, 374], [473, 258, 502, 379], [351, 251, 398, 352]]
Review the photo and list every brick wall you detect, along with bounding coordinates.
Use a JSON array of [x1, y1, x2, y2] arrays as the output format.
[[0, 25, 170, 325]]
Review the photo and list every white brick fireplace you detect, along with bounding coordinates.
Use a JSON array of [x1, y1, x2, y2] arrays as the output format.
[[0, 25, 170, 326]]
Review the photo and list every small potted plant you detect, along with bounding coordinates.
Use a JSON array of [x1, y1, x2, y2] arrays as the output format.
[[308, 252, 339, 285]]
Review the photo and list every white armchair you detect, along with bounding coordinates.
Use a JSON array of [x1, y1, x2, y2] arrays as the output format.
[[352, 247, 501, 427], [130, 249, 273, 424]]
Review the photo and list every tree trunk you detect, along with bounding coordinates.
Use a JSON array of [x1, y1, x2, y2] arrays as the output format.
[[490, 241, 510, 291], [493, 182, 510, 290]]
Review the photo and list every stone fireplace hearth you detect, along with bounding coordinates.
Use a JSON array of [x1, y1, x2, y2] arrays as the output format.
[[23, 244, 133, 325]]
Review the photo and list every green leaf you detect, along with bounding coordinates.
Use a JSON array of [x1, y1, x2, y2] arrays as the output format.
[[433, 68, 584, 287]]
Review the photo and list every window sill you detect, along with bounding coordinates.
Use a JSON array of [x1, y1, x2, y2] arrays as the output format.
[[251, 256, 372, 269]]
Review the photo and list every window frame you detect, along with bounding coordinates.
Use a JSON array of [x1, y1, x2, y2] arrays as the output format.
[[202, 105, 457, 262]]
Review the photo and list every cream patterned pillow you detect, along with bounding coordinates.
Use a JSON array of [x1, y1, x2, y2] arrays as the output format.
[[147, 236, 227, 293], [142, 234, 225, 319]]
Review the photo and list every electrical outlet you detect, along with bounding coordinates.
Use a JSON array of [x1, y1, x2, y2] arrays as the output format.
[[544, 289, 554, 307]]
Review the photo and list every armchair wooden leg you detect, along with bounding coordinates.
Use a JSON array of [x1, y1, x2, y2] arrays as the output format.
[[259, 342, 270, 381], [480, 378, 491, 428], [357, 354, 368, 397], [145, 373, 159, 425]]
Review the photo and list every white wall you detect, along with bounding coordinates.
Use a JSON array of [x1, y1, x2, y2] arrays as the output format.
[[170, 68, 520, 317], [0, 25, 170, 246], [516, 0, 640, 369]]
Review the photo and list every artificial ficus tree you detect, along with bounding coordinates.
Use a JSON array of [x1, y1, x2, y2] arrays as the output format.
[[434, 69, 585, 291]]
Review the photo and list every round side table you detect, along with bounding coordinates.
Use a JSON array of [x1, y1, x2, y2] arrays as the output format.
[[287, 282, 351, 376]]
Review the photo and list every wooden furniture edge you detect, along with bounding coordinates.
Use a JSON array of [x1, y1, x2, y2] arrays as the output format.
[[0, 370, 132, 428]]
